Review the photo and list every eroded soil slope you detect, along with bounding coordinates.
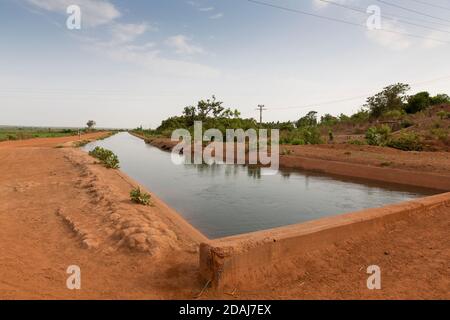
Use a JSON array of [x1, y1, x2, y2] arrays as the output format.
[[0, 144, 203, 299]]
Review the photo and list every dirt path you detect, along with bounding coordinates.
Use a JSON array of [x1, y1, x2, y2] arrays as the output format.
[[0, 138, 203, 299], [0, 135, 448, 299], [0, 132, 110, 149]]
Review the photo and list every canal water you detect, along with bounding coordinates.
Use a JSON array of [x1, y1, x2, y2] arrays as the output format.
[[84, 132, 437, 238]]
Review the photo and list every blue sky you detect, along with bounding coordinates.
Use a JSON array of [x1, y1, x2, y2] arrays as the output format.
[[1, 0, 450, 128]]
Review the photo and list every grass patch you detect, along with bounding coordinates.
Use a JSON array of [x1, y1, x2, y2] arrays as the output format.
[[0, 127, 78, 142], [387, 133, 423, 151], [73, 140, 91, 147], [130, 187, 151, 206], [88, 147, 120, 169]]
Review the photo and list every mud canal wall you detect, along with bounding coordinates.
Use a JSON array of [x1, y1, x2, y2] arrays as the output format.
[[130, 132, 450, 290], [280, 156, 450, 191], [199, 192, 450, 290], [131, 132, 450, 191]]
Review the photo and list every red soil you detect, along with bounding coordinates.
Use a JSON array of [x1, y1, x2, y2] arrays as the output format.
[[0, 134, 449, 299]]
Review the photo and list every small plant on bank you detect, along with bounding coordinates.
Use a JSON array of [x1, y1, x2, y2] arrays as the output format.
[[386, 133, 423, 151], [365, 125, 391, 146], [436, 110, 450, 120], [130, 187, 151, 206], [74, 140, 91, 147], [328, 130, 334, 143], [348, 139, 366, 146], [88, 146, 120, 169]]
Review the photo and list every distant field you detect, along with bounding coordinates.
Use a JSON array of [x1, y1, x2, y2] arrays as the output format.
[[0, 127, 79, 142]]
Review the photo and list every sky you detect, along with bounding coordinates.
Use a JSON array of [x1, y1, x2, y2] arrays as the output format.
[[1, 0, 450, 128]]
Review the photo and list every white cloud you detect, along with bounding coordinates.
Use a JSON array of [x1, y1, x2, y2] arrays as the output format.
[[85, 40, 218, 78], [312, 0, 329, 9], [165, 35, 205, 55], [366, 21, 412, 50], [110, 23, 152, 44], [422, 31, 447, 49], [26, 0, 218, 78], [313, 0, 358, 9], [186, 1, 198, 7], [25, 0, 120, 27], [312, 0, 444, 50], [209, 13, 223, 19], [199, 7, 214, 12]]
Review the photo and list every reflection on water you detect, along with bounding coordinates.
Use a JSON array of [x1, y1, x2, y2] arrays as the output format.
[[84, 133, 437, 238]]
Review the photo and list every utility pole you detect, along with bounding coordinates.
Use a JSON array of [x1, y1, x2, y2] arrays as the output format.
[[256, 105, 267, 125]]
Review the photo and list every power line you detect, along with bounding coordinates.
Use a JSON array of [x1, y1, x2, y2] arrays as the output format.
[[376, 0, 450, 23], [318, 0, 450, 34], [410, 0, 450, 12], [269, 95, 368, 111], [244, 0, 450, 44], [269, 75, 450, 111], [319, 0, 450, 28], [246, 0, 362, 27], [370, 4, 450, 28]]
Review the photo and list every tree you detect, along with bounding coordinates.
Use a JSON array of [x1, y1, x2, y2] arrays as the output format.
[[182, 106, 196, 126], [405, 91, 430, 114], [296, 111, 318, 128], [182, 96, 239, 121], [350, 108, 370, 123], [320, 113, 338, 126], [365, 83, 410, 118], [86, 120, 96, 130], [430, 93, 450, 105], [196, 95, 224, 120]]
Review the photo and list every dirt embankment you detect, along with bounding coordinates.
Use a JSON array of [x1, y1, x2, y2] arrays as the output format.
[[0, 135, 205, 299], [0, 133, 449, 299], [132, 132, 450, 176]]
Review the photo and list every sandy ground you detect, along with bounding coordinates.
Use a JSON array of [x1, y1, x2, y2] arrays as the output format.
[[0, 134, 449, 299], [0, 133, 203, 299]]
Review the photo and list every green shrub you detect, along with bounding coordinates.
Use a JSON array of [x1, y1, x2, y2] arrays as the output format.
[[365, 125, 391, 146], [291, 138, 305, 145], [280, 126, 322, 145], [437, 110, 449, 120], [88, 147, 120, 169], [430, 128, 449, 142], [405, 92, 431, 114], [130, 187, 151, 206], [103, 153, 120, 169], [400, 119, 414, 128], [74, 140, 90, 147], [387, 133, 423, 151], [383, 109, 405, 119], [348, 139, 366, 145], [430, 93, 450, 105]]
